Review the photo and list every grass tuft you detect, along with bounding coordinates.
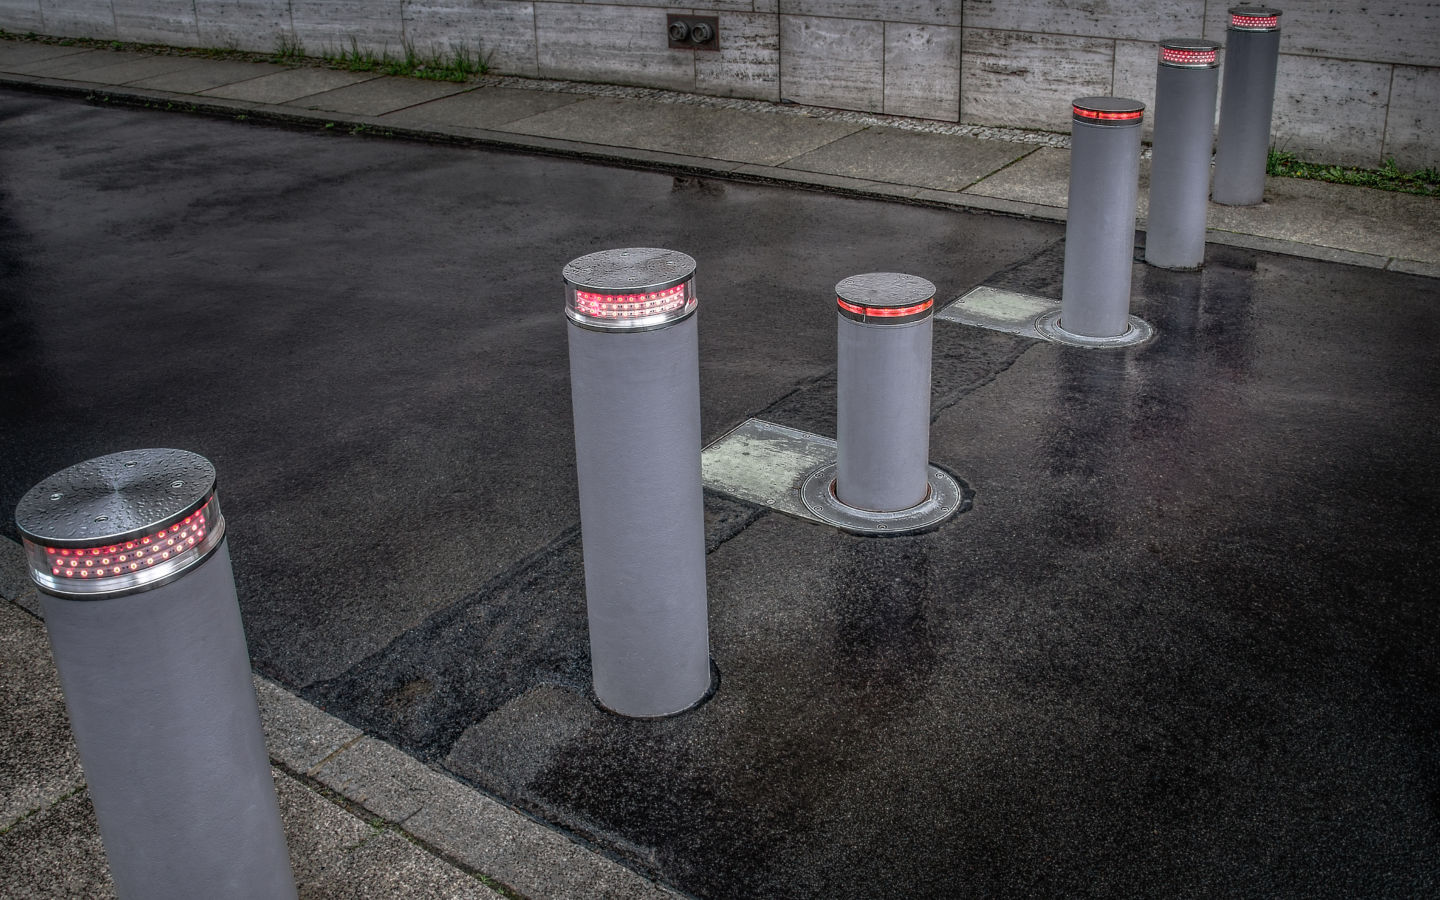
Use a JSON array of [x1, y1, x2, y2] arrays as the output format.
[[1267, 149, 1439, 197], [321, 38, 486, 81]]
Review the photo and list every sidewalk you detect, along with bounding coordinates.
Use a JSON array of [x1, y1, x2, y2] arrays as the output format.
[[0, 37, 1435, 276]]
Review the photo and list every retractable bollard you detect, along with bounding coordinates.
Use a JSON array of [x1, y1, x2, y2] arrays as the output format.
[[799, 274, 963, 535], [564, 248, 711, 718], [1212, 7, 1282, 206], [1037, 97, 1154, 349], [14, 450, 295, 900], [1146, 39, 1222, 270]]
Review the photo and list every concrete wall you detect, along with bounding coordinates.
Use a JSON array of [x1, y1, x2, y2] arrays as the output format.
[[3, 0, 1437, 167]]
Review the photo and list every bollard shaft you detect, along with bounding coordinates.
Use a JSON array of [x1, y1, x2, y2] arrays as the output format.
[[1147, 43, 1221, 269], [1212, 10, 1282, 206], [41, 542, 296, 900], [1062, 99, 1144, 338]]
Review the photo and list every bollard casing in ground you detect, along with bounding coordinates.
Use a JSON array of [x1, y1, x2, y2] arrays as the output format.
[[1212, 7, 1282, 206], [1146, 39, 1222, 270], [14, 449, 296, 900], [564, 248, 711, 718]]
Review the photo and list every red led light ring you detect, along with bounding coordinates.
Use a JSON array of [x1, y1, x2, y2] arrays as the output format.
[[566, 281, 697, 331], [1073, 106, 1144, 123], [23, 494, 227, 598], [1159, 47, 1219, 67], [836, 296, 934, 324], [1230, 13, 1279, 30]]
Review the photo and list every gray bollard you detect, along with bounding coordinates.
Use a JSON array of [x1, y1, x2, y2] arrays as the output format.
[[1212, 7, 1282, 206], [14, 449, 296, 900], [564, 248, 711, 718], [798, 274, 964, 535], [835, 273, 935, 512], [1057, 97, 1146, 341], [1146, 39, 1222, 270]]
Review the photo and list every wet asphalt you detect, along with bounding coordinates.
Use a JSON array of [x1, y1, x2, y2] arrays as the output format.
[[2, 89, 1437, 898]]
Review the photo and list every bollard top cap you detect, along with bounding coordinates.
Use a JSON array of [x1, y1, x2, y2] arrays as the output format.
[[1072, 97, 1145, 125], [1228, 7, 1281, 30], [835, 273, 936, 325], [1158, 38, 1221, 68], [563, 248, 698, 331], [15, 449, 226, 598]]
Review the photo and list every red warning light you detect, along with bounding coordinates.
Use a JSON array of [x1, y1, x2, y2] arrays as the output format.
[[48, 502, 212, 580], [571, 284, 690, 322], [1160, 47, 1218, 66], [1073, 106, 1143, 122], [1231, 12, 1279, 29]]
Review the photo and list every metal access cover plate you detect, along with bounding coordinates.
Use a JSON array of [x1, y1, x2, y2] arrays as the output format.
[[936, 285, 1054, 339], [700, 418, 836, 523]]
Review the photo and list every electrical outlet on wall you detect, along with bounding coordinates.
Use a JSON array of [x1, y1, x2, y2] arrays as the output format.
[[667, 14, 720, 51]]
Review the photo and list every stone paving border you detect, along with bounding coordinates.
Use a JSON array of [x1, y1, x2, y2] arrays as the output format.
[[0, 536, 681, 899], [1, 38, 1435, 278]]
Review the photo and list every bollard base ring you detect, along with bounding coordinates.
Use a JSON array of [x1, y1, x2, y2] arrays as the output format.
[[799, 464, 967, 536], [1034, 310, 1155, 349]]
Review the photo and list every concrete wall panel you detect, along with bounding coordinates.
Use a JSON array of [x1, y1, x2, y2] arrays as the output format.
[[1382, 65, 1440, 169], [781, 0, 960, 27], [113, 0, 198, 44], [195, 1, 292, 53], [1271, 54, 1392, 165], [0, 1, 45, 32], [404, 0, 538, 77], [779, 14, 884, 111], [961, 28, 1113, 131], [695, 10, 780, 101], [597, 0, 753, 9], [39, 0, 115, 38], [1111, 39, 1169, 141], [535, 2, 694, 91], [292, 0, 406, 56], [1203, 0, 1440, 67], [883, 21, 959, 120], [965, 0, 1202, 43]]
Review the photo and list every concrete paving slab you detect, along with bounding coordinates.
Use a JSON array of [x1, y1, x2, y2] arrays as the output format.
[[936, 285, 1053, 339], [200, 66, 381, 104], [45, 53, 204, 86], [309, 731, 675, 898], [1206, 176, 1440, 265], [0, 40, 94, 68], [313, 736, 437, 823], [0, 603, 83, 828], [966, 145, 1156, 219], [1, 47, 112, 77], [286, 76, 473, 116], [276, 775, 502, 899], [0, 789, 114, 898], [730, 162, 922, 197], [701, 418, 835, 521], [254, 675, 364, 775], [125, 58, 287, 94], [401, 774, 681, 900], [0, 536, 41, 617], [381, 85, 588, 132], [502, 96, 866, 166], [781, 126, 1037, 191], [304, 829, 503, 899]]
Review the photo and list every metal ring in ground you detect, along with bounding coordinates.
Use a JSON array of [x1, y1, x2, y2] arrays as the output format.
[[799, 463, 965, 535], [1033, 310, 1155, 349]]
